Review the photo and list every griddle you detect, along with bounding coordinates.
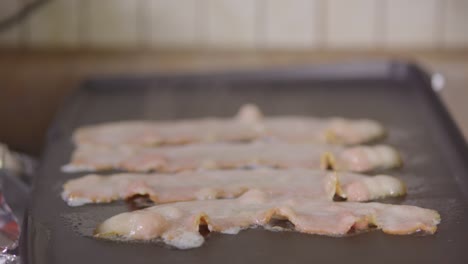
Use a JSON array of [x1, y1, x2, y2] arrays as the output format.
[[21, 61, 468, 264]]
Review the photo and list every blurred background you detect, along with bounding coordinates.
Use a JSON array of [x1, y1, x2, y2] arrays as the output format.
[[1, 0, 467, 49], [0, 0, 467, 155]]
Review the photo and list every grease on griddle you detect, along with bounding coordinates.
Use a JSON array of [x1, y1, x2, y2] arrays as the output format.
[[126, 194, 155, 211]]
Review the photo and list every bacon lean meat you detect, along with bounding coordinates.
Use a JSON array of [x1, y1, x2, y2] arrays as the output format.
[[63, 143, 401, 173], [95, 190, 440, 249], [74, 104, 385, 147], [62, 169, 405, 206]]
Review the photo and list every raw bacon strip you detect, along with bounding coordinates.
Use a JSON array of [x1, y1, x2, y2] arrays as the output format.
[[73, 119, 260, 147], [73, 104, 385, 147], [62, 143, 401, 173], [61, 169, 405, 206], [95, 190, 440, 249]]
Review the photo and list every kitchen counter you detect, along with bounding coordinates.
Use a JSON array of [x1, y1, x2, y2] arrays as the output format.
[[0, 49, 467, 155]]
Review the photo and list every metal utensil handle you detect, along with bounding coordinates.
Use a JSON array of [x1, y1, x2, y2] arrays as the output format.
[[0, 145, 22, 260], [0, 192, 20, 252], [431, 73, 445, 93], [0, 253, 20, 264]]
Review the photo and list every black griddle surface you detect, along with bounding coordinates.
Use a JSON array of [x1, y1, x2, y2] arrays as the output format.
[[22, 62, 468, 264]]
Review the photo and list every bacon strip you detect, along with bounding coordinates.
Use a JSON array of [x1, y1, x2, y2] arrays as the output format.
[[63, 142, 401, 173], [73, 104, 385, 147], [61, 169, 405, 206], [95, 190, 440, 249]]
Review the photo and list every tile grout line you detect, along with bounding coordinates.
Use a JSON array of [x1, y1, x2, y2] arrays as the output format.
[[311, 0, 319, 49], [69, 0, 79, 48], [72, 0, 79, 48], [77, 0, 89, 48], [137, 0, 148, 49], [435, 0, 448, 50], [25, 0, 33, 47], [0, 1, 16, 45], [195, 0, 205, 49], [254, 0, 266, 50], [316, 0, 328, 49], [19, 0, 31, 48], [375, 0, 387, 49], [198, 0, 210, 49]]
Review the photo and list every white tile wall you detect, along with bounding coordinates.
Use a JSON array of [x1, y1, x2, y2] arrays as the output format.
[[0, 0, 21, 45], [386, 0, 438, 48], [264, 0, 319, 49], [203, 0, 257, 48], [146, 0, 199, 48], [27, 0, 79, 47], [326, 0, 378, 48], [443, 0, 468, 48], [85, 0, 140, 48], [0, 0, 467, 50], [0, 28, 20, 45]]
